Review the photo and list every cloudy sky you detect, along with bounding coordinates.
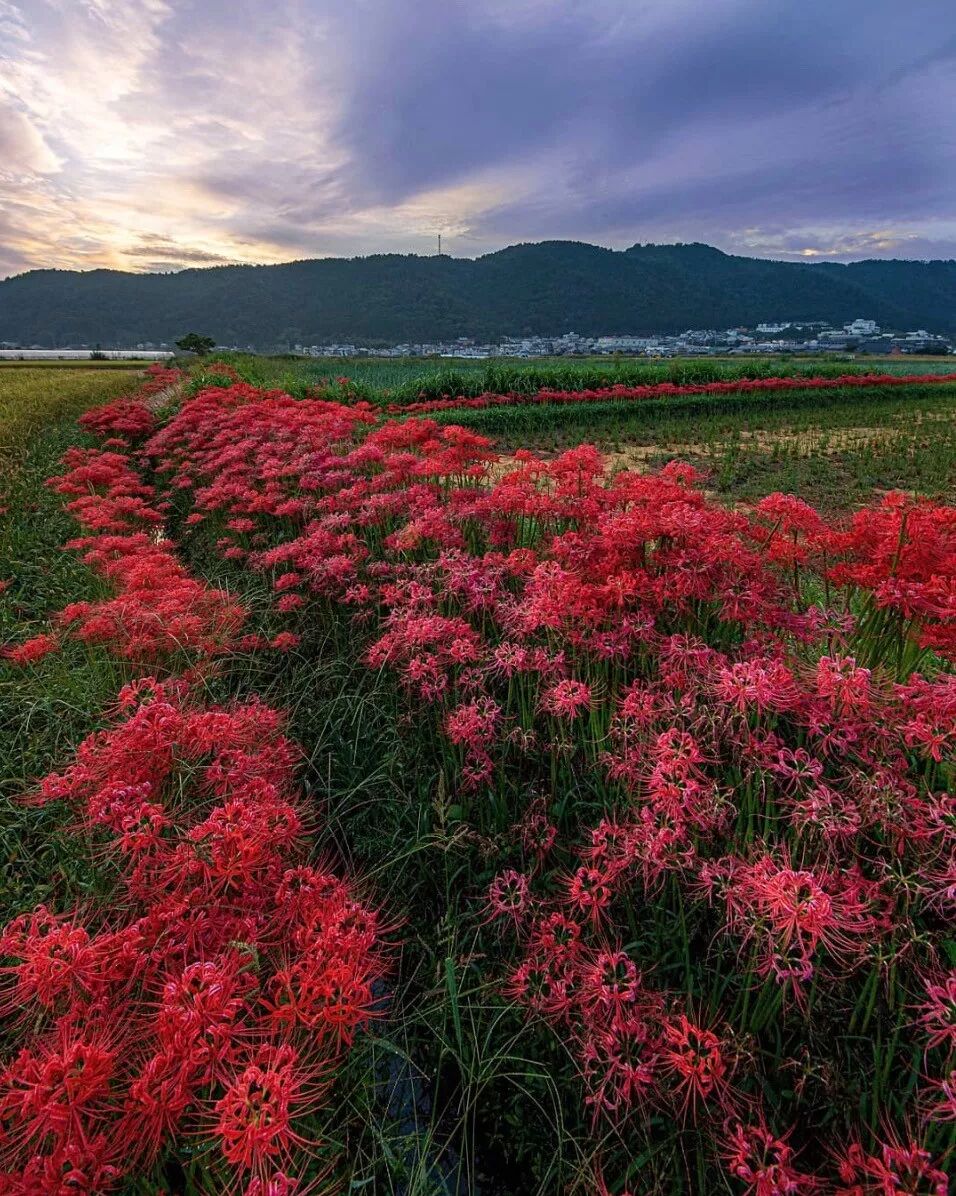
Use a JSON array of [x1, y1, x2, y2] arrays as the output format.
[[1, 0, 955, 278]]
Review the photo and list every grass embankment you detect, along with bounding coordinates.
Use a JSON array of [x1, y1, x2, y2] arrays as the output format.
[[0, 371, 140, 915]]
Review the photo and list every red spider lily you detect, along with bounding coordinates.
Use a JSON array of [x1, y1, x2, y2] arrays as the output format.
[[243, 1172, 301, 1196], [118, 1046, 204, 1164], [485, 870, 532, 927], [895, 672, 956, 762], [445, 697, 503, 786], [0, 682, 385, 1190], [916, 971, 956, 1052], [266, 954, 378, 1046], [723, 1117, 820, 1195], [154, 955, 256, 1061], [2, 632, 59, 665], [1, 1136, 126, 1194], [33, 369, 954, 1190], [516, 799, 558, 862], [0, 908, 126, 1015], [714, 657, 798, 716], [660, 1013, 733, 1113], [387, 372, 956, 417], [708, 851, 887, 994], [580, 950, 642, 1018], [815, 655, 873, 714], [504, 954, 577, 1021], [834, 1135, 949, 1196], [528, 911, 583, 960], [924, 1068, 956, 1122], [213, 1045, 316, 1165], [0, 1019, 121, 1165], [43, 442, 248, 664], [577, 999, 667, 1118], [79, 382, 178, 440], [755, 492, 827, 538], [541, 678, 593, 718], [823, 495, 956, 665], [563, 865, 618, 924]]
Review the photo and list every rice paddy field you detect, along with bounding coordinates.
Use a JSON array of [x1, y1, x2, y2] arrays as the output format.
[[212, 352, 871, 404], [436, 381, 956, 511], [0, 358, 953, 1194], [0, 365, 141, 458], [211, 352, 956, 405]]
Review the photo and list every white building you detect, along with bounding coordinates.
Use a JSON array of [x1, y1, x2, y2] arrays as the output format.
[[595, 335, 654, 353], [845, 319, 880, 336]]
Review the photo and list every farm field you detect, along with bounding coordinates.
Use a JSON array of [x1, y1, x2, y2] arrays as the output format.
[[443, 382, 956, 510], [0, 366, 141, 461], [216, 351, 872, 404], [0, 361, 953, 1194], [868, 356, 956, 374], [211, 351, 955, 405], [219, 352, 956, 510]]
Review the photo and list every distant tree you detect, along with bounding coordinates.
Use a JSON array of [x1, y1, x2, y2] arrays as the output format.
[[175, 332, 216, 357]]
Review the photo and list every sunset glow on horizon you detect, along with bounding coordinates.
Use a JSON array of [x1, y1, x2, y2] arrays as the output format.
[[1, 0, 954, 278]]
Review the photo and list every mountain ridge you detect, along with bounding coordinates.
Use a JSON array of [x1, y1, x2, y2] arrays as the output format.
[[2, 241, 955, 347]]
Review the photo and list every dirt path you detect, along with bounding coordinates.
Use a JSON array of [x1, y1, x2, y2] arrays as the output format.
[[141, 381, 185, 412]]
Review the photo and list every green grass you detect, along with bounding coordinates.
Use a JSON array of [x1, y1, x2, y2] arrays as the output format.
[[0, 419, 126, 916], [854, 356, 955, 374], [206, 351, 870, 405]]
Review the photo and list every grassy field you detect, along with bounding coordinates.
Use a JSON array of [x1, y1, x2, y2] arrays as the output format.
[[0, 365, 141, 463], [858, 355, 956, 374], [210, 351, 880, 404], [0, 389, 130, 919]]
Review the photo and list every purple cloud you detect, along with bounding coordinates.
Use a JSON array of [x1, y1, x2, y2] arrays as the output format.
[[1, 0, 954, 278]]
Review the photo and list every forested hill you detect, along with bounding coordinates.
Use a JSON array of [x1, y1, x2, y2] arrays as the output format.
[[2, 241, 956, 347]]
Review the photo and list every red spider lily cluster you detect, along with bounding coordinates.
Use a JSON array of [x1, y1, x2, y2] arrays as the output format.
[[2, 631, 59, 665], [77, 364, 185, 441], [3, 365, 245, 670], [4, 439, 247, 667], [128, 381, 955, 1189], [1, 372, 387, 1192], [3, 372, 953, 1192], [377, 370, 956, 415], [0, 679, 385, 1192]]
